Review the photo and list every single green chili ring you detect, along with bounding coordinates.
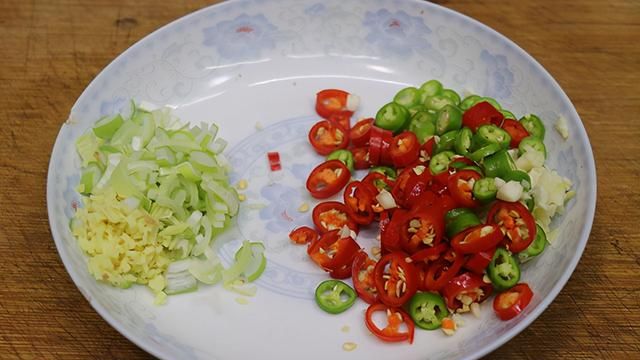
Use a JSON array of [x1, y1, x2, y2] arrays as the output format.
[[482, 150, 517, 178], [409, 110, 437, 144], [315, 280, 357, 314], [472, 177, 498, 203], [519, 114, 546, 139], [454, 127, 473, 155], [519, 136, 547, 159], [429, 151, 455, 175], [327, 149, 354, 172], [394, 87, 423, 108], [445, 211, 482, 238], [479, 97, 502, 110], [435, 130, 459, 153], [436, 105, 463, 135], [473, 124, 512, 150], [487, 248, 521, 291], [440, 89, 461, 106], [408, 292, 449, 330], [424, 95, 456, 112], [375, 102, 410, 132], [518, 224, 548, 262], [500, 109, 517, 120], [468, 143, 502, 163], [419, 80, 444, 98]]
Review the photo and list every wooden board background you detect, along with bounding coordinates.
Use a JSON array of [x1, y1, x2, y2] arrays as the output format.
[[0, 0, 638, 358]]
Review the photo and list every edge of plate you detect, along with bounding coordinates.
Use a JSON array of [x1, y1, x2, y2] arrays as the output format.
[[46, 0, 598, 359]]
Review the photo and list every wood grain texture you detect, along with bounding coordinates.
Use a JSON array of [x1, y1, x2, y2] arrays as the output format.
[[0, 0, 638, 359]]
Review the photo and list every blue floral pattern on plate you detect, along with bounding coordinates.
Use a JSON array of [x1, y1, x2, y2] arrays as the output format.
[[202, 14, 278, 61], [480, 49, 515, 99], [363, 9, 432, 57]]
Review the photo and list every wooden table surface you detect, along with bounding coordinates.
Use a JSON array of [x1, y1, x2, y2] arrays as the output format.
[[1, 0, 639, 358]]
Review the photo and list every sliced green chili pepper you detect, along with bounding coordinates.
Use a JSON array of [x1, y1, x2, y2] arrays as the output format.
[[473, 124, 512, 150], [500, 109, 516, 120], [375, 102, 410, 132], [327, 149, 354, 172], [445, 209, 481, 238], [460, 165, 484, 175], [502, 170, 532, 191], [419, 79, 444, 98], [435, 130, 459, 153], [482, 150, 516, 178], [469, 143, 502, 163], [407, 104, 427, 117], [409, 110, 437, 144], [429, 150, 455, 175], [436, 105, 463, 135], [479, 97, 502, 110], [394, 87, 423, 108], [314, 280, 357, 314], [370, 166, 397, 180], [519, 114, 545, 139], [518, 224, 547, 262], [487, 247, 521, 291], [524, 196, 535, 212], [460, 94, 481, 111], [424, 95, 456, 112], [472, 177, 498, 203], [518, 136, 547, 159], [441, 89, 461, 105], [408, 292, 449, 330], [454, 127, 473, 155]]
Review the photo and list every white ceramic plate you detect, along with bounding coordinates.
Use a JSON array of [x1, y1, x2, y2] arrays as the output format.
[[47, 0, 596, 359]]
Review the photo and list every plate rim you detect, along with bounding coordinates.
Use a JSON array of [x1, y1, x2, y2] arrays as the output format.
[[46, 0, 598, 359]]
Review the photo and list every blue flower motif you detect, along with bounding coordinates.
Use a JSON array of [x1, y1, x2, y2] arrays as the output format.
[[99, 96, 127, 116], [202, 14, 277, 61], [363, 9, 432, 57], [291, 163, 313, 182], [304, 3, 326, 16], [480, 50, 514, 99], [259, 183, 304, 233]]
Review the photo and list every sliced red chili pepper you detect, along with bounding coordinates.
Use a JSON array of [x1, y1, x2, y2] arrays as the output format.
[[365, 303, 415, 344], [406, 189, 439, 213], [308, 230, 360, 272], [464, 247, 497, 275], [369, 126, 393, 166], [329, 250, 358, 279], [447, 169, 482, 208], [463, 101, 504, 131], [380, 209, 407, 254], [315, 89, 352, 119], [311, 201, 358, 234], [451, 224, 503, 254], [424, 252, 465, 291], [436, 191, 458, 213], [389, 131, 420, 168], [350, 118, 374, 147], [487, 201, 537, 253], [442, 272, 493, 311], [493, 283, 533, 320], [417, 137, 437, 164], [399, 208, 444, 254], [351, 146, 370, 170], [328, 110, 352, 131], [289, 226, 319, 245], [306, 160, 350, 199], [409, 243, 448, 263], [308, 120, 349, 156], [374, 252, 419, 307], [343, 181, 376, 225], [501, 119, 530, 148], [362, 171, 395, 194], [351, 251, 378, 304], [267, 151, 281, 171]]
